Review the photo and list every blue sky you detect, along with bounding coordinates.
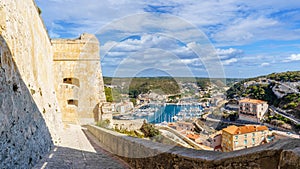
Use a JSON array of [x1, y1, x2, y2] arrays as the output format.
[[36, 0, 300, 78]]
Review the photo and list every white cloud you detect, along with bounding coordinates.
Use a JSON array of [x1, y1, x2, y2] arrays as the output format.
[[36, 0, 300, 77], [261, 62, 270, 67], [216, 48, 243, 60], [213, 17, 279, 44], [37, 0, 300, 43], [283, 54, 300, 62], [222, 58, 238, 65], [101, 34, 199, 59], [111, 48, 196, 77]]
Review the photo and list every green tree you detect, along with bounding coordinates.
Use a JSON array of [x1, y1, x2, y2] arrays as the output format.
[[104, 86, 121, 102]]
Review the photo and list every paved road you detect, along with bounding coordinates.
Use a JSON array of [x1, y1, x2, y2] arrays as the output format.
[[33, 125, 130, 169], [272, 130, 300, 139], [270, 106, 300, 125], [205, 113, 291, 132]]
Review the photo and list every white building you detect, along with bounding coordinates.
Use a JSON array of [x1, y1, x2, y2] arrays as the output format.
[[239, 98, 268, 121], [115, 102, 134, 114]]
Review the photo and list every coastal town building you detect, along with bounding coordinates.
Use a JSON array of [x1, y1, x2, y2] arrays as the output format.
[[208, 133, 222, 151], [115, 102, 134, 114], [176, 121, 195, 132], [186, 133, 200, 142], [222, 125, 269, 152], [198, 132, 222, 151], [239, 98, 268, 121]]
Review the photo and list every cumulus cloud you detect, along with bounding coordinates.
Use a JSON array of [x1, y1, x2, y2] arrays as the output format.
[[222, 58, 238, 66], [110, 48, 196, 77], [213, 48, 243, 66], [261, 62, 270, 67], [101, 34, 198, 59], [37, 0, 300, 42], [100, 33, 221, 76], [213, 17, 279, 45], [283, 54, 300, 62], [216, 48, 243, 60], [36, 0, 300, 77]]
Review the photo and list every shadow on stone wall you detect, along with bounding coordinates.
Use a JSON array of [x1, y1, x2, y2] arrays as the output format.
[[0, 35, 53, 168]]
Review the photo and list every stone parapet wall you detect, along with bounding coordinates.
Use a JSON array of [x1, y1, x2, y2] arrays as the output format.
[[87, 125, 300, 169], [52, 34, 100, 61]]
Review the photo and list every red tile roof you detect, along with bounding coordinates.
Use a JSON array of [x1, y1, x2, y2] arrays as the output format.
[[239, 98, 267, 104], [222, 125, 268, 135], [186, 133, 200, 140]]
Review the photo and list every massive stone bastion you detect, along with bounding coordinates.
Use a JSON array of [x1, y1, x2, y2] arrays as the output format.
[[0, 0, 105, 168], [0, 0, 62, 168]]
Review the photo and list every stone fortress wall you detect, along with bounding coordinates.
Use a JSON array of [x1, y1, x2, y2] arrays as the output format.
[[0, 0, 62, 168], [0, 0, 106, 168]]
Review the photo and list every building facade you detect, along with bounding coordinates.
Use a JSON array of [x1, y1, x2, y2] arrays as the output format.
[[52, 34, 106, 124], [239, 98, 268, 121], [115, 102, 134, 114], [222, 125, 269, 152]]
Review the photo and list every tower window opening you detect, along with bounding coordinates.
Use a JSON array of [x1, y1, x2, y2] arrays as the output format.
[[67, 99, 78, 106], [63, 78, 80, 87]]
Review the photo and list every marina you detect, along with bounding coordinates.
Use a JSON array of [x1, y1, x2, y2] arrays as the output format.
[[114, 103, 207, 123]]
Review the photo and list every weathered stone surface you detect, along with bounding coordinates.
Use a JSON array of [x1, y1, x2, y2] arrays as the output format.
[[0, 0, 62, 142], [87, 125, 300, 169], [0, 0, 62, 168], [0, 30, 52, 169], [279, 147, 300, 168]]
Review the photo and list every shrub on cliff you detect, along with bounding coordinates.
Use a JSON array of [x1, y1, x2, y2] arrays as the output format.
[[97, 119, 111, 128], [140, 121, 160, 138]]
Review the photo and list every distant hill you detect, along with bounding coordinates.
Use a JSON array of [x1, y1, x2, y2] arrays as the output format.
[[226, 71, 300, 119]]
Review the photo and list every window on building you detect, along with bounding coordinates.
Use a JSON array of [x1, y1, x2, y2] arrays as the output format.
[[244, 140, 248, 145], [252, 138, 255, 144], [244, 134, 247, 138], [235, 135, 238, 140], [67, 99, 78, 106], [234, 141, 238, 147], [252, 133, 255, 137], [63, 77, 80, 87]]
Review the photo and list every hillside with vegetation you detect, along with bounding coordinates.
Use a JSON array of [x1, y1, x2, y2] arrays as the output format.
[[266, 71, 300, 82], [226, 71, 300, 119], [103, 77, 212, 100], [103, 77, 243, 103]]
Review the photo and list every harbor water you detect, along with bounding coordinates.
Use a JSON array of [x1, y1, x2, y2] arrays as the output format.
[[135, 104, 204, 124]]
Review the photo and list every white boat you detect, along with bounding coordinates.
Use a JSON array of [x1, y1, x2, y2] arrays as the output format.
[[172, 116, 179, 121]]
